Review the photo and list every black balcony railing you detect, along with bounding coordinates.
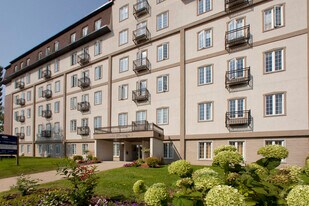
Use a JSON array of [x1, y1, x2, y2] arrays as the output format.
[[78, 76, 90, 89], [42, 89, 52, 99], [17, 115, 25, 123], [133, 57, 151, 74], [42, 110, 52, 119], [42, 69, 51, 79], [132, 120, 149, 131], [225, 0, 251, 12], [77, 101, 90, 112], [16, 133, 25, 139], [41, 130, 52, 138], [225, 67, 251, 88], [225, 110, 251, 127], [133, 26, 151, 44], [78, 52, 90, 65], [225, 25, 250, 51], [16, 98, 25, 106], [132, 88, 150, 103], [16, 81, 25, 89], [77, 126, 90, 136], [133, 0, 150, 18]]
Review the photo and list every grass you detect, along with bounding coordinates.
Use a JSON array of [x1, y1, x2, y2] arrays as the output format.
[[0, 157, 64, 179]]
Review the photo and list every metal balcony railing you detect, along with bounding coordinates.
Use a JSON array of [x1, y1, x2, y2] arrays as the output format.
[[225, 25, 250, 51], [133, 57, 151, 74], [77, 126, 90, 136], [42, 110, 52, 119], [42, 69, 51, 79], [42, 89, 52, 99], [16, 98, 25, 106], [225, 0, 251, 12], [78, 52, 90, 65], [133, 26, 151, 44], [77, 101, 90, 112], [132, 120, 149, 131], [133, 0, 150, 18], [132, 88, 150, 103], [41, 130, 52, 138], [78, 76, 90, 89], [16, 81, 25, 89], [16, 133, 25, 139], [225, 67, 251, 88], [225, 110, 251, 127], [17, 115, 25, 123]]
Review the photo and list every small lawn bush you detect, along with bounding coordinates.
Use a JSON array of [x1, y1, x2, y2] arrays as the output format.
[[145, 157, 160, 168], [73, 155, 83, 161]]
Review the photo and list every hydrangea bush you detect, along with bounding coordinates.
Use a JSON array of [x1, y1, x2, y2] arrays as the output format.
[[191, 168, 218, 179], [133, 180, 147, 195], [213, 151, 243, 168], [194, 176, 223, 193], [257, 144, 288, 159], [205, 185, 244, 206], [144, 183, 169, 206], [286, 185, 309, 206], [214, 145, 237, 156], [168, 160, 193, 178]]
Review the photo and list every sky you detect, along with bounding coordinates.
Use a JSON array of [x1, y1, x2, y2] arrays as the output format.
[[0, 0, 108, 68]]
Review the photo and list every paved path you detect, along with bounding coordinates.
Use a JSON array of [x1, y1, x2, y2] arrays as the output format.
[[0, 161, 127, 193]]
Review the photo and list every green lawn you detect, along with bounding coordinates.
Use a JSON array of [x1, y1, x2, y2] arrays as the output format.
[[0, 157, 64, 179]]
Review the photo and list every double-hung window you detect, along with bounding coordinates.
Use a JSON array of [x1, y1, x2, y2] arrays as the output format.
[[95, 66, 102, 80], [70, 120, 77, 132], [119, 84, 128, 100], [70, 97, 77, 110], [157, 43, 169, 61], [229, 98, 245, 118], [198, 65, 212, 85], [198, 29, 212, 49], [71, 52, 77, 65], [81, 118, 88, 127], [82, 26, 88, 37], [94, 116, 102, 129], [26, 91, 31, 101], [265, 93, 285, 116], [55, 81, 60, 93], [70, 33, 76, 43], [157, 108, 169, 125], [26, 126, 31, 136], [157, 11, 168, 30], [94, 40, 101, 56], [119, 57, 129, 72], [157, 75, 168, 93], [71, 75, 78, 87], [26, 58, 30, 66], [198, 142, 212, 160], [119, 5, 128, 21], [54, 101, 60, 113], [164, 143, 173, 159], [54, 41, 59, 52], [94, 91, 102, 105], [95, 19, 102, 31], [264, 49, 284, 73], [54, 59, 59, 72], [27, 108, 31, 118], [119, 30, 128, 46], [136, 111, 146, 122], [71, 144, 77, 155], [118, 113, 128, 126], [264, 5, 284, 31], [229, 141, 245, 158], [198, 102, 213, 121], [198, 0, 212, 15], [38, 105, 43, 116], [38, 68, 43, 79]]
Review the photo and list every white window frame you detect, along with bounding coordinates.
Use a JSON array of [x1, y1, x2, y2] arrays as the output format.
[[54, 59, 60, 72], [54, 41, 59, 52], [94, 40, 101, 56], [70, 33, 76, 43], [82, 26, 88, 37], [70, 120, 77, 132], [26, 126, 31, 136], [118, 113, 128, 126], [229, 140, 246, 159], [157, 43, 169, 61], [119, 30, 128, 46], [71, 52, 77, 65], [198, 0, 212, 15], [94, 116, 102, 129], [263, 5, 284, 31], [26, 91, 31, 101], [198, 141, 213, 160], [198, 65, 213, 85], [119, 57, 129, 73], [265, 93, 285, 116], [198, 102, 213, 121], [71, 74, 78, 87], [82, 144, 89, 155], [94, 91, 102, 105], [157, 75, 169, 93], [71, 144, 77, 155], [119, 84, 128, 100], [54, 101, 60, 113], [198, 29, 213, 50], [264, 49, 284, 73], [27, 108, 31, 118], [95, 66, 102, 80], [95, 19, 102, 31], [163, 143, 174, 159], [70, 97, 77, 110], [157, 11, 168, 31], [157, 107, 169, 125], [55, 81, 60, 93], [113, 143, 121, 157], [119, 5, 129, 22]]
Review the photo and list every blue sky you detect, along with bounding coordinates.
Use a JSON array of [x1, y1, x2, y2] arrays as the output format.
[[0, 0, 108, 68]]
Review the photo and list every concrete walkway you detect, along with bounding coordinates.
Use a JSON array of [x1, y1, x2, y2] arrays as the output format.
[[0, 161, 127, 193]]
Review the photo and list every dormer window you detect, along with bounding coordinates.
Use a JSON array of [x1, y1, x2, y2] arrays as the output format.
[[46, 47, 51, 56], [20, 62, 24, 69], [54, 41, 59, 52], [14, 65, 18, 72], [71, 33, 76, 43], [95, 19, 102, 31], [82, 26, 88, 37], [38, 51, 43, 60], [26, 58, 30, 66]]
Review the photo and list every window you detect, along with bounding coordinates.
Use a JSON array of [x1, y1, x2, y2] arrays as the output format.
[[82, 144, 89, 155], [265, 93, 285, 116], [118, 113, 128, 126], [70, 120, 77, 132], [26, 73, 30, 84], [21, 62, 24, 69], [20, 127, 24, 135], [38, 87, 43, 97], [26, 91, 31, 101], [265, 140, 284, 146], [157, 0, 165, 3], [119, 84, 128, 100], [27, 145, 30, 154], [55, 81, 60, 93], [38, 124, 43, 135], [119, 30, 128, 46], [227, 18, 245, 41], [229, 141, 245, 158], [229, 98, 245, 118], [264, 5, 284, 31], [55, 144, 61, 154], [136, 111, 146, 122], [157, 11, 168, 30], [26, 126, 31, 136], [94, 91, 102, 105], [119, 5, 129, 21], [198, 142, 212, 160], [164, 143, 173, 159], [94, 116, 102, 129], [71, 74, 78, 87], [94, 66, 102, 80], [157, 108, 169, 125], [38, 68, 43, 79], [26, 58, 30, 66], [157, 75, 168, 93], [71, 52, 77, 65], [82, 26, 88, 37], [54, 101, 60, 113], [70, 97, 77, 110], [14, 127, 18, 135], [54, 41, 59, 52], [264, 49, 284, 73], [82, 94, 89, 102], [94, 40, 101, 56], [198, 0, 212, 15], [119, 57, 129, 73], [54, 59, 60, 72], [14, 111, 18, 121], [20, 145, 24, 153], [46, 47, 51, 56], [113, 143, 120, 157], [228, 57, 245, 78], [14, 65, 18, 72], [71, 144, 77, 155], [95, 19, 102, 31], [81, 118, 89, 127], [198, 102, 213, 121], [54, 122, 60, 134], [38, 105, 43, 116], [157, 43, 169, 61], [27, 108, 31, 118], [198, 29, 212, 49], [198, 65, 213, 85], [70, 33, 76, 43], [38, 51, 42, 60]]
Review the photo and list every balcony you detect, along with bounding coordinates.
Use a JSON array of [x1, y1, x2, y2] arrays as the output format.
[[42, 110, 52, 119], [225, 67, 251, 88], [77, 101, 90, 112], [225, 25, 251, 51], [42, 69, 51, 79], [77, 126, 90, 136], [41, 130, 52, 138], [225, 110, 251, 127], [16, 133, 25, 139], [132, 120, 149, 131], [133, 0, 150, 19], [225, 0, 251, 12], [78, 52, 90, 66], [42, 89, 52, 99], [133, 57, 151, 74], [78, 77, 90, 89], [16, 81, 25, 89], [132, 88, 150, 103], [17, 115, 25, 123], [16, 98, 25, 106], [133, 26, 151, 44]]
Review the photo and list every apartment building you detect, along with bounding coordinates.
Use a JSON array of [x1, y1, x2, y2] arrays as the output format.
[[2, 0, 309, 165]]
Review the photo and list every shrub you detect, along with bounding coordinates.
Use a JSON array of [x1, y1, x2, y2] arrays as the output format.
[[286, 185, 309, 206], [192, 167, 218, 180], [133, 180, 147, 195], [247, 163, 268, 177], [213, 151, 243, 168], [73, 155, 83, 161], [11, 174, 41, 196], [86, 154, 93, 161], [38, 189, 70, 206], [205, 185, 244, 206], [168, 160, 193, 178], [257, 145, 288, 159], [214, 145, 237, 156], [194, 176, 223, 193], [136, 158, 145, 165], [226, 172, 241, 184], [123, 161, 140, 167], [175, 177, 194, 188], [284, 165, 303, 183], [144, 183, 169, 206], [145, 157, 160, 168]]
